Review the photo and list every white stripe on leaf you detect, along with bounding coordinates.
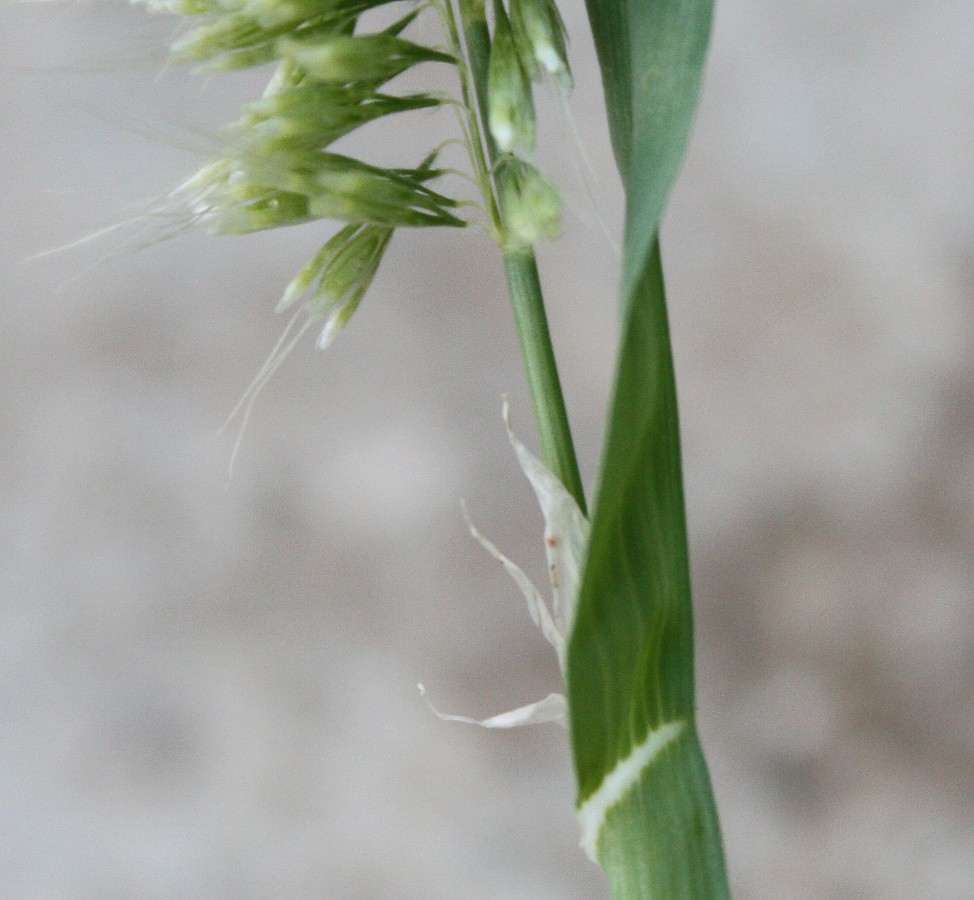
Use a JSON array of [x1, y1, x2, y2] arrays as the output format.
[[576, 720, 686, 860]]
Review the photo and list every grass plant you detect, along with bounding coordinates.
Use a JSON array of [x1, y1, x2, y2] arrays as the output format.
[[53, 0, 730, 893]]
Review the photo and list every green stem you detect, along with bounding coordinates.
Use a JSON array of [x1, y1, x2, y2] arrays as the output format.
[[457, 0, 497, 161], [503, 250, 586, 512], [438, 0, 501, 231], [455, 0, 586, 513]]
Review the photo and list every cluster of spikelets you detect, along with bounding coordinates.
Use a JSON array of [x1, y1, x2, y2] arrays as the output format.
[[485, 0, 571, 250], [135, 0, 571, 347], [139, 0, 463, 347]]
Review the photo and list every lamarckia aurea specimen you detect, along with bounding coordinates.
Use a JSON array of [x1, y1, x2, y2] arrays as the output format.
[[82, 0, 732, 893]]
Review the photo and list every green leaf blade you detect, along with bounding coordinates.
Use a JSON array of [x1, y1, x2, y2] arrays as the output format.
[[586, 0, 714, 297], [569, 242, 696, 796], [567, 0, 729, 896], [622, 0, 714, 296]]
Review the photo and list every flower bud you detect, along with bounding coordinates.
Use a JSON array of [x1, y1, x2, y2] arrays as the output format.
[[215, 184, 312, 234], [273, 224, 392, 346], [130, 0, 209, 15], [487, 0, 535, 153], [497, 155, 561, 249], [306, 154, 465, 228], [510, 0, 572, 91], [241, 85, 442, 154], [277, 240, 332, 313]]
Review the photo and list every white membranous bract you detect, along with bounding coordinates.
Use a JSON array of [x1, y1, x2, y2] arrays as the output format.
[[424, 399, 589, 729]]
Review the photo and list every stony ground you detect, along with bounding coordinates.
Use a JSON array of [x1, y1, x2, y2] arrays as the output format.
[[1, 1, 972, 896]]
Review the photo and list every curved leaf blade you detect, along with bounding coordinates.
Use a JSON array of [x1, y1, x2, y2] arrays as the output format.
[[568, 0, 729, 896]]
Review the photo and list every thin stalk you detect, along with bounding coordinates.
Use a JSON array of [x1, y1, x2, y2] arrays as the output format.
[[454, 0, 586, 513], [503, 250, 586, 511], [437, 0, 501, 232], [457, 0, 497, 161]]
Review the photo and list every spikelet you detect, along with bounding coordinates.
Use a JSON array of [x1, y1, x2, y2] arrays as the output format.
[[277, 223, 393, 348], [486, 0, 535, 153], [510, 0, 572, 91], [496, 155, 561, 249]]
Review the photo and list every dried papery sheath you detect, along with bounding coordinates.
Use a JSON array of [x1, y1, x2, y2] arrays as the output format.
[[510, 0, 571, 91], [428, 402, 588, 730], [487, 0, 535, 153], [463, 505, 564, 661], [419, 685, 568, 729], [500, 399, 588, 651], [496, 154, 561, 249]]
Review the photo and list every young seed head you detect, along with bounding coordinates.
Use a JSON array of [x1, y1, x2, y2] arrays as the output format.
[[510, 0, 572, 91], [497, 155, 561, 249], [487, 0, 535, 154]]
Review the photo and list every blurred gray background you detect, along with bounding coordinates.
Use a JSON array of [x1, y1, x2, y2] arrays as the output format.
[[2, 1, 973, 896]]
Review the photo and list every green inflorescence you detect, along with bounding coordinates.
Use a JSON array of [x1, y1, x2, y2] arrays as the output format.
[[143, 0, 577, 345], [137, 0, 466, 345], [136, 0, 574, 344], [480, 0, 570, 251]]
